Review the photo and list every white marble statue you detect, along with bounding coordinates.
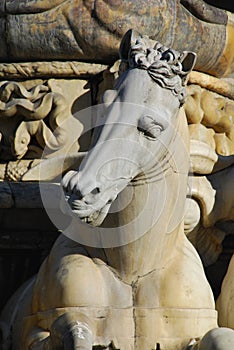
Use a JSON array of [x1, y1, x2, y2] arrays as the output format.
[[0, 30, 234, 350]]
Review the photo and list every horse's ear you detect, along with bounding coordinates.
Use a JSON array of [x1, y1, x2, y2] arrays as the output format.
[[179, 51, 197, 75], [119, 29, 141, 60]]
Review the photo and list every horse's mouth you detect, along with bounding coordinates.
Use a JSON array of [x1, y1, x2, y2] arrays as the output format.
[[65, 179, 129, 226], [68, 194, 113, 227]]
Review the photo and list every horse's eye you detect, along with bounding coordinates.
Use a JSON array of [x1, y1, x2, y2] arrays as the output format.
[[161, 50, 175, 62], [137, 116, 163, 139], [21, 137, 27, 144]]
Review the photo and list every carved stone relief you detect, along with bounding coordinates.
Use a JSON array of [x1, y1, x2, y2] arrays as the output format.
[[181, 74, 234, 267], [0, 77, 93, 180]]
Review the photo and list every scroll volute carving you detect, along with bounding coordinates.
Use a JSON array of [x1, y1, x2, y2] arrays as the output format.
[[0, 81, 80, 161]]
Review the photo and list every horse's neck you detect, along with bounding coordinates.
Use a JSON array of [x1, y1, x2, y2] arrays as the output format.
[[101, 110, 189, 282], [99, 171, 184, 282]]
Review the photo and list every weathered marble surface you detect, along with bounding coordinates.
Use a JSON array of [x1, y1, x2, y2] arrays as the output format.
[[0, 80, 79, 160], [0, 78, 92, 180], [217, 255, 234, 328], [0, 61, 108, 80], [0, 2, 233, 348], [0, 0, 234, 77], [185, 79, 234, 157], [1, 30, 228, 350]]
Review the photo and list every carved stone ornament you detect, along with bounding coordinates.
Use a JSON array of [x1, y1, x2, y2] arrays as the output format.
[[0, 61, 108, 80], [179, 71, 234, 268], [0, 77, 92, 180], [0, 81, 80, 160]]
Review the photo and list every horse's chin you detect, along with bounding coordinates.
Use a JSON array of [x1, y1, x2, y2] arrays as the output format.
[[79, 204, 111, 227], [67, 191, 115, 227]]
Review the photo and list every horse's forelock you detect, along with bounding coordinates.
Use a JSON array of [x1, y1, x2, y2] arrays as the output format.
[[147, 61, 187, 104], [128, 44, 187, 104]]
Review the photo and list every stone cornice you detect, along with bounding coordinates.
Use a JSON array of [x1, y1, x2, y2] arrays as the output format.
[[0, 61, 108, 80]]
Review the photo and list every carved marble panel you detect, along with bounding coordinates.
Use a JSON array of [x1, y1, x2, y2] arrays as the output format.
[[0, 77, 93, 180]]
